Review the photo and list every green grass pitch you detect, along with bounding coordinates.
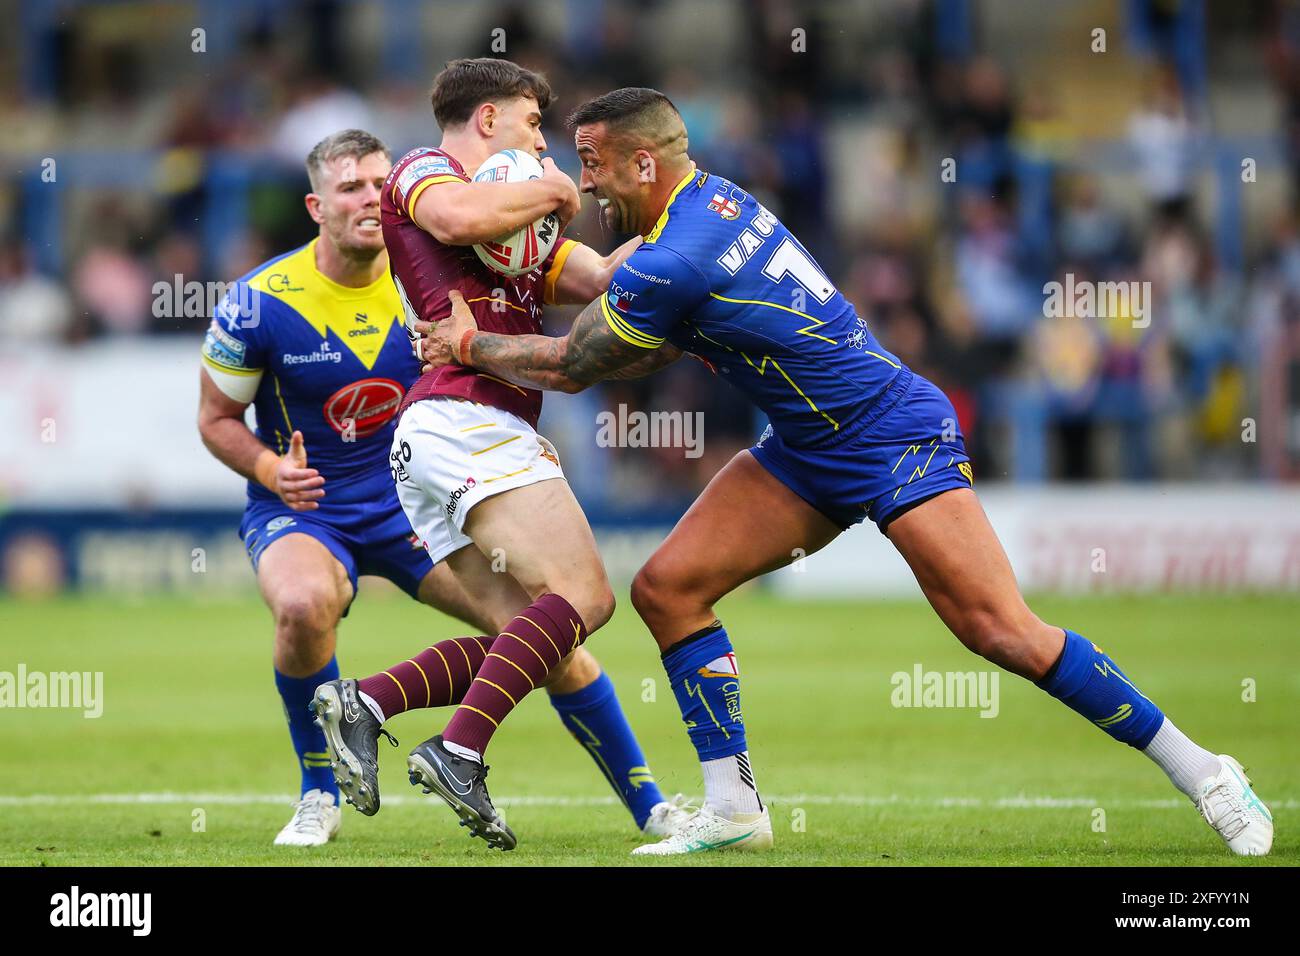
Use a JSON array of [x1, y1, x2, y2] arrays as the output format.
[[1, 589, 1296, 866]]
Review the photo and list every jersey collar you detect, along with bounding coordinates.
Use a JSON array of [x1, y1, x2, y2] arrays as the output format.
[[308, 237, 392, 300], [644, 166, 699, 244]]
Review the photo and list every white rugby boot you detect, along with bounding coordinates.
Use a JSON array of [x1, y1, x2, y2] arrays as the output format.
[[642, 793, 694, 838], [632, 803, 773, 856], [1193, 755, 1273, 856], [273, 789, 342, 847]]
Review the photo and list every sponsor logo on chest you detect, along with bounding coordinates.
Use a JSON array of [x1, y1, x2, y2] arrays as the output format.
[[323, 378, 405, 438], [283, 341, 343, 365]]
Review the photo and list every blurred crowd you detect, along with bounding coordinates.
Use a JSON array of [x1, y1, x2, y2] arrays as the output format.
[[3, 0, 1299, 508]]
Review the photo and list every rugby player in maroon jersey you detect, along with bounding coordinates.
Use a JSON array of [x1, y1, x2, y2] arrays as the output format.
[[313, 59, 687, 849]]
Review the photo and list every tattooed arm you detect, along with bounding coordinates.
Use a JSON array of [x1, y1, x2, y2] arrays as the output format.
[[417, 290, 681, 393]]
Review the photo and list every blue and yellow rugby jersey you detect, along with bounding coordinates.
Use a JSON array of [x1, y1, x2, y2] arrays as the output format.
[[602, 169, 906, 448], [200, 239, 419, 505]]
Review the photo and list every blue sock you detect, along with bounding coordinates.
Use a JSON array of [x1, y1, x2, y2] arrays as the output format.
[[550, 671, 665, 829], [274, 658, 340, 799], [663, 623, 748, 760], [1036, 630, 1164, 748]]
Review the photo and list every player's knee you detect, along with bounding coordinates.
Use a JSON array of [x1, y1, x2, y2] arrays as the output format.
[[631, 559, 695, 623], [573, 583, 616, 635], [271, 589, 339, 642], [629, 563, 663, 622]]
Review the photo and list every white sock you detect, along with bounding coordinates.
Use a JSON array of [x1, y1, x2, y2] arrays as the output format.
[[357, 690, 385, 724], [443, 739, 483, 764], [1142, 717, 1222, 797], [702, 751, 763, 817]]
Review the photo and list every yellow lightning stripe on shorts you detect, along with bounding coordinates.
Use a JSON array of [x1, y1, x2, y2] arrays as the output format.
[[890, 439, 943, 501], [601, 296, 664, 348]]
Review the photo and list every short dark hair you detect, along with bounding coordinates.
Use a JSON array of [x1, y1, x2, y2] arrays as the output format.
[[305, 129, 390, 191], [566, 87, 678, 132], [429, 57, 553, 129]]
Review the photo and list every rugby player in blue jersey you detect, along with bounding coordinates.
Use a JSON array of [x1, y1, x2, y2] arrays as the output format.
[[197, 128, 684, 846], [416, 89, 1274, 856]]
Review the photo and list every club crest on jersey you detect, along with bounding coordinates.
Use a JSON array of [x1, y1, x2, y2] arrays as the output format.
[[323, 378, 404, 438], [707, 193, 741, 220]]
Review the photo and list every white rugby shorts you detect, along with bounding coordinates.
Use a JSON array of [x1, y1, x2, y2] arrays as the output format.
[[390, 397, 565, 564]]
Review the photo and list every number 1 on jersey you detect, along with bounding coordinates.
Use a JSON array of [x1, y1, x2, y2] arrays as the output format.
[[761, 237, 836, 305]]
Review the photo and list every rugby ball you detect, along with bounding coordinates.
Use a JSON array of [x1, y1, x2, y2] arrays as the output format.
[[471, 149, 561, 277]]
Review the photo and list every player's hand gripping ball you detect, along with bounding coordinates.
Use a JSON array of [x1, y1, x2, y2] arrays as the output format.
[[471, 149, 563, 276]]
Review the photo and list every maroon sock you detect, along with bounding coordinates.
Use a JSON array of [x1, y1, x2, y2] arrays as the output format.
[[358, 636, 493, 719], [443, 593, 588, 754]]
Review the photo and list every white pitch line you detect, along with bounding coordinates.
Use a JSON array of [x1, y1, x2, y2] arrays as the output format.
[[1, 793, 1296, 810]]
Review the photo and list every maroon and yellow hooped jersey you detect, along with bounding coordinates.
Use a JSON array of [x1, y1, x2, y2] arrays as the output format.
[[380, 146, 575, 427]]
